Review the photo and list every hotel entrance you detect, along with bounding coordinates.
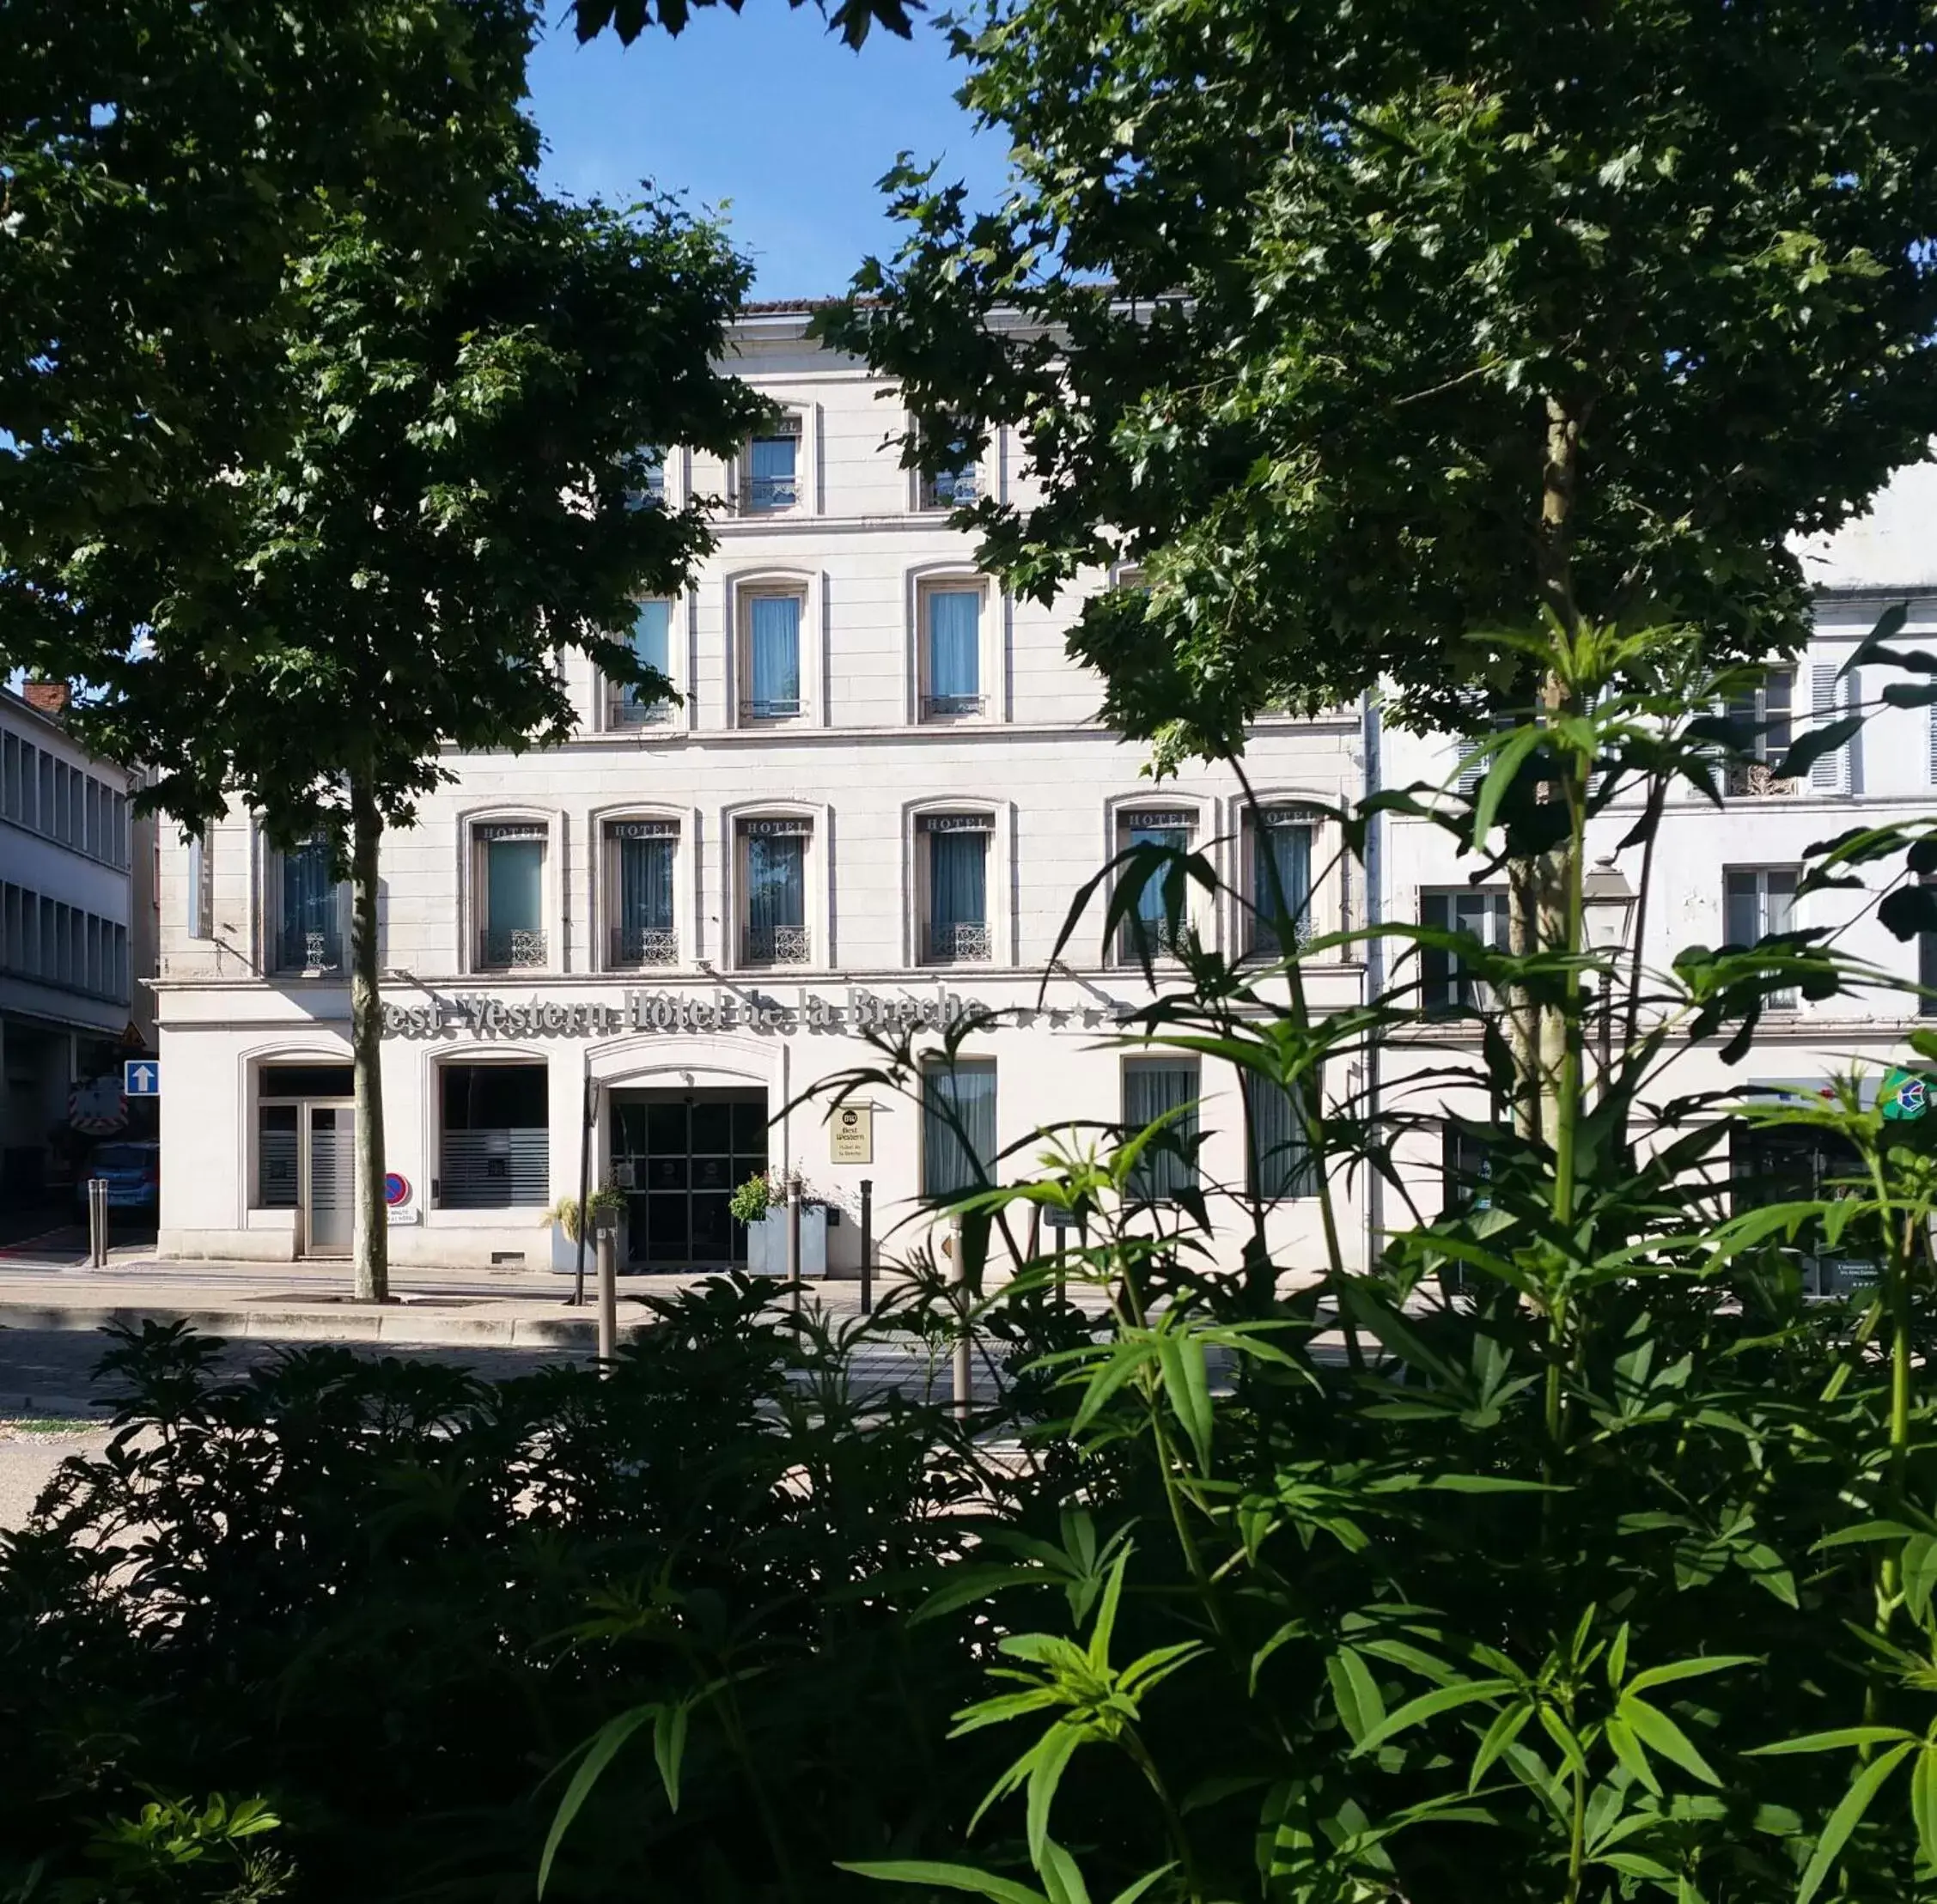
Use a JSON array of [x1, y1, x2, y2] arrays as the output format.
[[609, 1087, 768, 1269]]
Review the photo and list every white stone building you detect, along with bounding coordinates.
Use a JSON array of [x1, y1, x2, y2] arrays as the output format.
[[149, 301, 1937, 1278], [1, 682, 142, 1207], [152, 307, 1365, 1271]]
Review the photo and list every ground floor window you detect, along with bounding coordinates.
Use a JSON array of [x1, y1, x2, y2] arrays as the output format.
[[1731, 1119, 1875, 1295], [923, 1058, 996, 1201], [439, 1061, 549, 1208], [1124, 1057, 1200, 1201], [1246, 1074, 1316, 1200]]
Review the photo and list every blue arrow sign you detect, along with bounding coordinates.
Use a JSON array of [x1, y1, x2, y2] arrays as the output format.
[[124, 1060, 160, 1098]]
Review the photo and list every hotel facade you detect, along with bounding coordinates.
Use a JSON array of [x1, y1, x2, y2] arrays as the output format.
[[149, 307, 1937, 1276]]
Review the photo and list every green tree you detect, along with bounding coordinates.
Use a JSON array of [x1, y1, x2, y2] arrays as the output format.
[[821, 0, 1937, 1128], [86, 183, 761, 1299], [1, 0, 536, 682]]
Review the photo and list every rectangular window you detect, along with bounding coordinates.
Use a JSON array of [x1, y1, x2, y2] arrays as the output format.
[[37, 754, 53, 836], [624, 445, 666, 511], [1, 733, 17, 819], [1725, 668, 1797, 797], [1246, 1074, 1316, 1200], [740, 818, 809, 965], [1116, 809, 1196, 964], [1922, 876, 1937, 1018], [612, 599, 675, 727], [607, 819, 679, 967], [186, 831, 211, 938], [1249, 811, 1313, 955], [921, 587, 984, 719], [745, 414, 801, 513], [923, 1057, 996, 1201], [474, 824, 547, 970], [1124, 1058, 1199, 1201], [1420, 888, 1511, 1013], [741, 593, 802, 721], [1724, 866, 1800, 1007], [923, 814, 991, 964], [439, 1062, 551, 1208], [277, 839, 343, 973]]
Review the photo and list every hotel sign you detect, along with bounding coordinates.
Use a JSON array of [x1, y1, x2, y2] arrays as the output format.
[[377, 985, 1099, 1039]]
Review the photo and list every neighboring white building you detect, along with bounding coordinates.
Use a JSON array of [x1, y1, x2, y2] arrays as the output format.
[[152, 307, 1365, 1271], [1, 682, 141, 1207]]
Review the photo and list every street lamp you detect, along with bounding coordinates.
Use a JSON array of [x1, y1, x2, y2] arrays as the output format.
[[1581, 855, 1638, 1085]]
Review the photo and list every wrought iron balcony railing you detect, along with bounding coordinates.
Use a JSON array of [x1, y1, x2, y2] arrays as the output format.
[[608, 694, 674, 728], [1726, 760, 1799, 798], [922, 470, 979, 508], [1245, 914, 1314, 958], [611, 925, 678, 968], [923, 921, 991, 964], [921, 692, 984, 721], [744, 472, 798, 512], [276, 928, 344, 975], [1117, 917, 1195, 965], [741, 924, 810, 966], [478, 928, 546, 970], [740, 696, 801, 722]]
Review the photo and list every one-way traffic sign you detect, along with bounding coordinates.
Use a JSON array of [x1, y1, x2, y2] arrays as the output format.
[[124, 1060, 161, 1098]]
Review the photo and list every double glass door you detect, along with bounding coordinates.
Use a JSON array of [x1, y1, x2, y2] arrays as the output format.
[[610, 1091, 766, 1268], [260, 1098, 356, 1256]]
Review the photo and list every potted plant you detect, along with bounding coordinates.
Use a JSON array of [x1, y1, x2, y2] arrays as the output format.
[[543, 1183, 628, 1271], [732, 1170, 828, 1277]]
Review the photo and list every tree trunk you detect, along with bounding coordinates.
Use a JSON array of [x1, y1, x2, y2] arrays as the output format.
[[350, 772, 389, 1303]]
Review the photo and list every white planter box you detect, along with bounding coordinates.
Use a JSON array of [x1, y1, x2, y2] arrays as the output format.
[[746, 1205, 827, 1278]]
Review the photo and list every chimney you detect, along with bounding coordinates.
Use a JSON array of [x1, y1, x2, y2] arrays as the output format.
[[22, 679, 70, 717]]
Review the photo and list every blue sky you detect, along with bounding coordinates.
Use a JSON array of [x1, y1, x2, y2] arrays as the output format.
[[525, 7, 1012, 300]]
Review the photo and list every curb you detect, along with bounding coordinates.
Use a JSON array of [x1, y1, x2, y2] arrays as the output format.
[[0, 1303, 638, 1350]]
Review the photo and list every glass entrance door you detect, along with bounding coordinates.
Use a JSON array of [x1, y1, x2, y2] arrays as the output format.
[[302, 1104, 356, 1256], [610, 1090, 767, 1268]]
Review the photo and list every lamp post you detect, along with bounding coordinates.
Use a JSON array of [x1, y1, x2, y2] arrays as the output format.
[[1581, 855, 1638, 1089]]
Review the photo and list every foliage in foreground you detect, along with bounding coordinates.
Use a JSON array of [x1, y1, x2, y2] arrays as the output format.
[[9, 633, 1937, 1901]]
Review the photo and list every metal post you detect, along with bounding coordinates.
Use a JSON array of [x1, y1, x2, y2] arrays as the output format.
[[949, 1216, 972, 1421], [786, 1172, 802, 1314], [859, 1177, 874, 1315], [595, 1222, 618, 1374], [572, 1057, 594, 1307], [88, 1177, 108, 1268]]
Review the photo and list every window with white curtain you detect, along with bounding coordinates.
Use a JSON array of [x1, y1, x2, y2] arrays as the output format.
[[1246, 1074, 1316, 1200], [472, 823, 547, 970], [740, 591, 804, 721], [923, 1057, 996, 1201], [920, 584, 984, 720], [744, 413, 801, 513], [1124, 1058, 1200, 1201], [272, 837, 344, 974], [740, 817, 810, 965], [1248, 810, 1313, 956], [606, 819, 678, 967], [612, 599, 675, 727], [920, 813, 991, 964]]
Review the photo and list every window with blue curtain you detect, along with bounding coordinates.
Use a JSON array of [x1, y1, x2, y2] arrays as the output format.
[[926, 819, 990, 961], [1118, 812, 1194, 960], [618, 600, 673, 723], [610, 823, 676, 965], [746, 595, 801, 718], [923, 1058, 996, 1200], [279, 839, 339, 970], [924, 588, 982, 715], [1124, 1060, 1200, 1201], [746, 421, 799, 511], [743, 823, 807, 963], [479, 830, 545, 967], [1251, 817, 1313, 953], [1245, 1074, 1316, 1199]]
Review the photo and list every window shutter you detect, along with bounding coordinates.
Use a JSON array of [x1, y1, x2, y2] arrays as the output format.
[[1928, 700, 1937, 787], [1811, 666, 1840, 789], [1843, 668, 1863, 796]]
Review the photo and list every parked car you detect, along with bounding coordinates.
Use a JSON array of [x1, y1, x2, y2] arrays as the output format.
[[76, 1141, 161, 1212]]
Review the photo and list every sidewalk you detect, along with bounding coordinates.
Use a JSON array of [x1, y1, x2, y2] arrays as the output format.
[[0, 1232, 911, 1351]]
